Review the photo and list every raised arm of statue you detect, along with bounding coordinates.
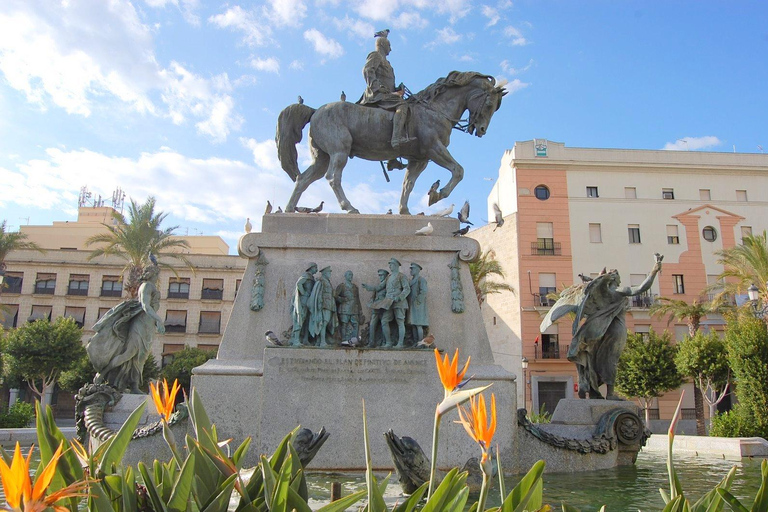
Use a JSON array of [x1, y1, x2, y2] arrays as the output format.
[[139, 281, 165, 334], [622, 253, 664, 297]]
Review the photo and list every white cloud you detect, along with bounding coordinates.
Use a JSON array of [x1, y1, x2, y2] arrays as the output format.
[[332, 16, 375, 39], [427, 27, 462, 48], [503, 25, 528, 45], [482, 5, 500, 26], [251, 56, 280, 73], [435, 0, 472, 23], [662, 136, 722, 151], [143, 0, 201, 25], [303, 29, 344, 59], [0, 1, 242, 142], [502, 78, 529, 93], [267, 0, 307, 27], [208, 6, 272, 47], [289, 60, 305, 70], [241, 137, 281, 171], [353, 0, 400, 21], [392, 11, 428, 30], [500, 58, 533, 75]]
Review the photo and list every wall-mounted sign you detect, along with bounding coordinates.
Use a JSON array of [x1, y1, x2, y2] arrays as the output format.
[[535, 139, 548, 157]]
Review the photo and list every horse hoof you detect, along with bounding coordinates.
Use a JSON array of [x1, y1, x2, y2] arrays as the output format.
[[348, 208, 360, 214]]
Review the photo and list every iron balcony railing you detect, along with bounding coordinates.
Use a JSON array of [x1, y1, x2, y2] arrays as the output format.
[[167, 291, 190, 299], [101, 289, 123, 298], [201, 289, 223, 300], [631, 292, 657, 308], [531, 241, 561, 256], [533, 293, 556, 307], [534, 344, 569, 360]]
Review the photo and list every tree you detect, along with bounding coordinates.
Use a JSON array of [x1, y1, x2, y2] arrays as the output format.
[[649, 296, 728, 435], [615, 329, 683, 426], [3, 317, 85, 407], [469, 250, 515, 305], [710, 312, 768, 438], [59, 353, 161, 393], [160, 346, 217, 394], [675, 331, 730, 431], [0, 220, 44, 273], [713, 231, 768, 299], [85, 197, 192, 298]]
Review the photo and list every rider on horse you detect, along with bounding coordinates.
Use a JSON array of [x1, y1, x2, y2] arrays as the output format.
[[359, 29, 413, 149]]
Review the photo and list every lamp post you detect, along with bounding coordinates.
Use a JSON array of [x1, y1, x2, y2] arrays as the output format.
[[521, 356, 529, 410], [748, 282, 768, 319]]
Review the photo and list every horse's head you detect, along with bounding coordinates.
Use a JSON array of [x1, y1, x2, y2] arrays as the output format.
[[467, 76, 506, 137]]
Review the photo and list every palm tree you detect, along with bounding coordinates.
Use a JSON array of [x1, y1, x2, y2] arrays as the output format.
[[469, 250, 515, 305], [85, 197, 192, 298], [712, 231, 768, 299], [0, 220, 44, 274], [649, 296, 726, 436]]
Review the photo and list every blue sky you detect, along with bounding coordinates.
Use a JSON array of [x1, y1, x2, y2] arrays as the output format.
[[1, 1, 766, 252]]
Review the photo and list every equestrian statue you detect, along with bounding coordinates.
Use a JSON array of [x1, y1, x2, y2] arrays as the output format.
[[276, 29, 507, 215]]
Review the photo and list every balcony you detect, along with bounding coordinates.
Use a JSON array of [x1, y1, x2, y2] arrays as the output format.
[[101, 289, 123, 298], [630, 293, 657, 308], [68, 287, 88, 296], [201, 288, 223, 300], [34, 285, 55, 295], [534, 344, 569, 360], [533, 293, 556, 307], [168, 291, 190, 299], [165, 324, 187, 334], [647, 408, 696, 420], [531, 241, 561, 256]]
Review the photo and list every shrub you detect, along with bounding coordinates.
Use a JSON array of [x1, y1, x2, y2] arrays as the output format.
[[0, 400, 35, 428], [159, 346, 216, 393]]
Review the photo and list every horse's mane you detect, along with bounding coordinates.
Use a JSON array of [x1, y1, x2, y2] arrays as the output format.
[[409, 71, 496, 104]]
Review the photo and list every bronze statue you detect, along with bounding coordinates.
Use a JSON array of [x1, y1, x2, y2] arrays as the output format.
[[541, 254, 664, 399], [290, 262, 317, 346], [362, 269, 390, 347], [381, 258, 411, 348], [86, 263, 164, 393], [407, 263, 429, 342], [335, 270, 363, 344], [308, 266, 338, 347]]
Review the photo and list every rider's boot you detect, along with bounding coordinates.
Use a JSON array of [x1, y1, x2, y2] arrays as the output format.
[[391, 106, 415, 147]]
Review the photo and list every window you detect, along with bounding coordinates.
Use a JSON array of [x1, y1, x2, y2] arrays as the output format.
[[702, 226, 717, 242], [630, 274, 653, 307], [736, 190, 748, 202], [164, 310, 187, 333], [68, 274, 89, 296], [662, 188, 675, 200], [3, 272, 23, 293], [535, 222, 556, 255], [168, 278, 190, 299], [97, 307, 111, 321], [101, 276, 123, 297], [624, 187, 637, 199], [540, 334, 560, 359], [1, 305, 19, 329], [64, 306, 86, 328], [700, 189, 711, 201], [635, 324, 651, 341], [741, 226, 753, 243], [197, 344, 219, 353], [628, 224, 641, 244], [28, 305, 52, 322], [235, 279, 242, 298], [589, 223, 602, 243], [201, 279, 224, 300], [534, 185, 550, 200], [538, 273, 556, 307], [667, 225, 680, 245], [34, 273, 56, 294], [198, 311, 221, 334], [162, 344, 184, 367], [673, 274, 685, 294], [586, 186, 599, 198]]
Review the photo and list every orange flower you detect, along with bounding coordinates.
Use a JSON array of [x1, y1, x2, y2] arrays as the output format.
[[150, 378, 181, 421], [434, 348, 470, 398], [0, 441, 89, 511], [456, 393, 497, 463]]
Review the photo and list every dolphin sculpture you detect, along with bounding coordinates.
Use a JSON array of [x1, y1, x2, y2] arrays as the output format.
[[292, 426, 330, 467]]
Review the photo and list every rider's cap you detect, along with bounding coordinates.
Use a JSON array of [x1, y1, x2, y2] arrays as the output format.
[[389, 257, 401, 267]]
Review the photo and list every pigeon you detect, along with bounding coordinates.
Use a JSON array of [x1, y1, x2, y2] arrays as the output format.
[[415, 212, 425, 216], [374, 29, 390, 38], [265, 330, 284, 346], [341, 336, 360, 347], [265, 201, 272, 215], [492, 203, 504, 231], [340, 91, 346, 102], [244, 217, 252, 233], [431, 204, 454, 217], [427, 179, 440, 204], [295, 206, 312, 213], [311, 201, 324, 213], [415, 222, 434, 236], [148, 252, 158, 265], [386, 209, 393, 214], [458, 201, 473, 225], [415, 333, 435, 349], [452, 226, 470, 237], [578, 273, 593, 283], [276, 206, 283, 213], [298, 95, 304, 104]]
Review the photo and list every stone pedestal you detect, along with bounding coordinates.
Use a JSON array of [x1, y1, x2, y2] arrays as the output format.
[[516, 399, 649, 473], [193, 213, 518, 470]]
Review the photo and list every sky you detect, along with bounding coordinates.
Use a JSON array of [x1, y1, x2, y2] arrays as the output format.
[[1, 1, 767, 253]]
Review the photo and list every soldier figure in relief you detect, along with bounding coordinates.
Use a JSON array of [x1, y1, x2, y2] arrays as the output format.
[[309, 266, 338, 347], [407, 262, 429, 342], [381, 258, 411, 348], [362, 269, 390, 347], [335, 270, 363, 343], [290, 262, 317, 346]]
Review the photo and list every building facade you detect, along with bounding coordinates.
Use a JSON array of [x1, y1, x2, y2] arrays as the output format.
[[471, 140, 768, 424]]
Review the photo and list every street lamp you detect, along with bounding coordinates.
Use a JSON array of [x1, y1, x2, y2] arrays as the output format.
[[521, 357, 529, 409], [747, 283, 768, 319]]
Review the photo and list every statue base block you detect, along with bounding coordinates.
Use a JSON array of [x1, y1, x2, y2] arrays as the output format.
[[516, 399, 650, 472], [194, 348, 517, 470]]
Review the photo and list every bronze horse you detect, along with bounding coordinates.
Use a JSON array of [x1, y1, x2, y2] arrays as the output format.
[[276, 71, 506, 214]]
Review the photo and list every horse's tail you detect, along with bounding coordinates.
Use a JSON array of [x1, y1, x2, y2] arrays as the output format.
[[275, 103, 316, 182]]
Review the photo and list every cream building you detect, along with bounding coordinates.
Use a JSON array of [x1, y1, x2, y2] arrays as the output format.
[[1, 206, 245, 369], [471, 140, 768, 428]]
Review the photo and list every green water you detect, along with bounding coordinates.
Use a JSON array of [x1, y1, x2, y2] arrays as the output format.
[[305, 451, 765, 511]]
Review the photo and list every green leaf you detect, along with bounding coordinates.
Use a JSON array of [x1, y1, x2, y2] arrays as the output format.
[[496, 446, 506, 502], [662, 495, 689, 512], [270, 453, 294, 512], [122, 466, 138, 512], [232, 437, 253, 469], [201, 474, 238, 512], [97, 400, 147, 476], [442, 486, 469, 512], [139, 461, 170, 512], [690, 465, 736, 512], [169, 452, 197, 512], [749, 459, 768, 512], [392, 483, 428, 512], [261, 454, 278, 507], [317, 489, 367, 512], [501, 460, 545, 512], [714, 489, 748, 512], [89, 480, 121, 512], [561, 504, 581, 512], [362, 399, 388, 512], [422, 468, 461, 512], [285, 485, 313, 512], [189, 387, 216, 452]]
